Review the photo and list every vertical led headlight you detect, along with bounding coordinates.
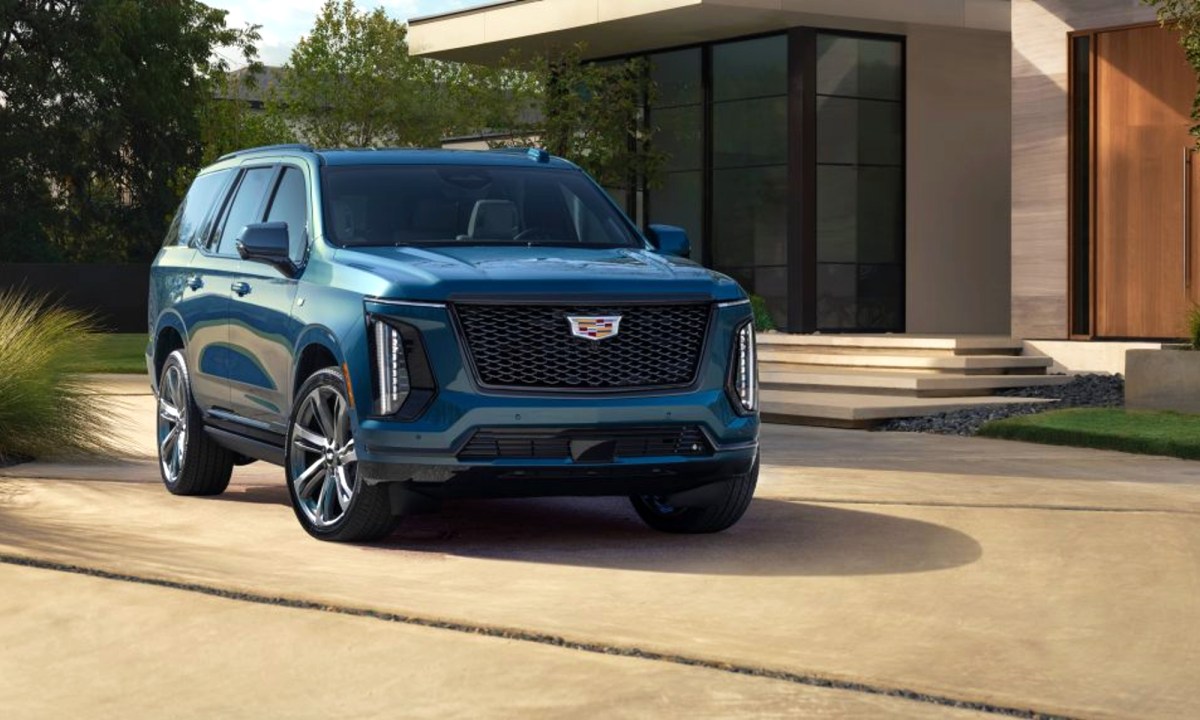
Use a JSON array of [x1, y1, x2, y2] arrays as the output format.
[[730, 320, 758, 414], [373, 319, 411, 415]]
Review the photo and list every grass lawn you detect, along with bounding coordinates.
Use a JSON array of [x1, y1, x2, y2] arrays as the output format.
[[979, 408, 1200, 461], [63, 333, 148, 374]]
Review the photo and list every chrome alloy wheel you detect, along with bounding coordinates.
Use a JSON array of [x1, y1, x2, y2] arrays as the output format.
[[289, 384, 358, 528], [157, 363, 188, 485]]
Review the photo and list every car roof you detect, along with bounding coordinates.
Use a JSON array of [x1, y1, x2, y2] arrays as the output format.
[[213, 144, 578, 171], [318, 148, 577, 169]]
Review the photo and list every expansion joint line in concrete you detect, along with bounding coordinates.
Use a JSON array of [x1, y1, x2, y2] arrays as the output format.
[[781, 497, 1200, 515], [0, 553, 1076, 720]]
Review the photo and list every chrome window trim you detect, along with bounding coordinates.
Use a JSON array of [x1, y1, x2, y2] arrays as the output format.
[[366, 297, 448, 309]]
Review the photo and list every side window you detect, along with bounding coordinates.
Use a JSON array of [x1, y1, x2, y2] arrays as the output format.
[[162, 169, 233, 247], [265, 167, 309, 260], [214, 167, 274, 256]]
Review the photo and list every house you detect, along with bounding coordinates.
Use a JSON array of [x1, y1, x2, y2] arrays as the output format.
[[409, 0, 1188, 380]]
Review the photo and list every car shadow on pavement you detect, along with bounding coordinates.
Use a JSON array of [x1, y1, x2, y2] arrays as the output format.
[[211, 484, 981, 577], [368, 495, 983, 577]]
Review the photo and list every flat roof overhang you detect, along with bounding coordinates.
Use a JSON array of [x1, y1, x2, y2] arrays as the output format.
[[409, 0, 1009, 62]]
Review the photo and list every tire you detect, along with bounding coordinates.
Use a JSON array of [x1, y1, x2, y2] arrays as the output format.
[[284, 368, 397, 542], [156, 350, 234, 496], [630, 454, 759, 534]]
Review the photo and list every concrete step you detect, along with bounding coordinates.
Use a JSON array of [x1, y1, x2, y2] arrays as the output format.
[[756, 333, 1023, 356], [758, 351, 1053, 375], [759, 369, 1071, 398], [760, 389, 1057, 428]]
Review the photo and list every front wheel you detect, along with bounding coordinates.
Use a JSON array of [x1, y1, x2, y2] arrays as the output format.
[[630, 455, 758, 534], [285, 368, 397, 542]]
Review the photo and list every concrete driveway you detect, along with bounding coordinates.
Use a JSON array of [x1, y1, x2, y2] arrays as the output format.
[[1, 375, 1198, 719]]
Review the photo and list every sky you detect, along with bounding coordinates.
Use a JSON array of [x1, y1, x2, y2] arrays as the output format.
[[207, 0, 482, 66]]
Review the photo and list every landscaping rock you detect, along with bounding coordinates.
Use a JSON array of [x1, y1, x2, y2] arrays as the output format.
[[876, 374, 1124, 436]]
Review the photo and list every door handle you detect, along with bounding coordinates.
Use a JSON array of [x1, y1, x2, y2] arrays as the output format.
[[1186, 146, 1193, 289], [186, 275, 203, 291], [231, 281, 251, 297]]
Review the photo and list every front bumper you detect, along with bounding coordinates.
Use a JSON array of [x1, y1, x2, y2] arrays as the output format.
[[359, 444, 758, 498], [349, 296, 759, 498]]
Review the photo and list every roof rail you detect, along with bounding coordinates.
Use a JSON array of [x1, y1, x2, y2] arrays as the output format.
[[217, 143, 315, 162], [488, 146, 551, 163]]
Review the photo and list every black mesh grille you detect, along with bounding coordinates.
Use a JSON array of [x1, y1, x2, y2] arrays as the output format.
[[454, 303, 711, 390], [458, 426, 712, 461]]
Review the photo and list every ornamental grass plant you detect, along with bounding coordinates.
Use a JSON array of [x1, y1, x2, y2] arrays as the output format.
[[0, 290, 111, 463], [1186, 304, 1200, 350]]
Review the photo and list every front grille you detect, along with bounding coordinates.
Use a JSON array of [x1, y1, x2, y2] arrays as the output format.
[[457, 426, 712, 461], [454, 303, 711, 390]]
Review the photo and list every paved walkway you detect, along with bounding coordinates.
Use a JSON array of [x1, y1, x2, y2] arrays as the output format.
[[0, 378, 1198, 719]]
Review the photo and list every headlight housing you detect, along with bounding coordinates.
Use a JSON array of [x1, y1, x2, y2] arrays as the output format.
[[369, 316, 435, 420], [727, 320, 758, 414]]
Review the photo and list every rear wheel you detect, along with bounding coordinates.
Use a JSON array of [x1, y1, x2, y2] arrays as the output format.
[[630, 454, 758, 534], [285, 368, 397, 542], [156, 350, 234, 496]]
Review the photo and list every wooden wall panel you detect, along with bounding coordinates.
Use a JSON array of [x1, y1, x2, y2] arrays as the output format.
[[1011, 0, 1156, 339], [1094, 26, 1195, 338]]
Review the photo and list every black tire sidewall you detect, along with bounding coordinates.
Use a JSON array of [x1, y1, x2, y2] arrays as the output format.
[[631, 453, 759, 534], [284, 368, 393, 541], [157, 349, 232, 495]]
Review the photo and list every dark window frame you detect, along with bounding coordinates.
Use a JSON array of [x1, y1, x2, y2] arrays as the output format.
[[593, 26, 907, 333]]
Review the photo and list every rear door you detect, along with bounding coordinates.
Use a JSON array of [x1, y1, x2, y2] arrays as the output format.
[[227, 164, 311, 433], [162, 168, 234, 412], [190, 164, 276, 416]]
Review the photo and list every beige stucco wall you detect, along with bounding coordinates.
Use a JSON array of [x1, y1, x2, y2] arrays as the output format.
[[1011, 0, 1157, 339], [906, 25, 1013, 334], [410, 0, 1010, 61]]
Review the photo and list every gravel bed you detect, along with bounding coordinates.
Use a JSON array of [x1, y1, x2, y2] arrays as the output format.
[[875, 373, 1125, 436]]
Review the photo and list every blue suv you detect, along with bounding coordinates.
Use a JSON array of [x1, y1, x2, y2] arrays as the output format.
[[148, 145, 759, 542]]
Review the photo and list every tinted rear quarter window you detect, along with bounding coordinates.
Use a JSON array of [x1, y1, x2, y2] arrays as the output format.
[[163, 169, 234, 248]]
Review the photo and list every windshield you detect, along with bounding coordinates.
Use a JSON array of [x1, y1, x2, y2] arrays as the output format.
[[320, 165, 641, 248]]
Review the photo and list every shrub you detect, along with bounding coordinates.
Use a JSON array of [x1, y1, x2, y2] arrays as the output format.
[[750, 295, 776, 333], [1187, 304, 1200, 350], [0, 290, 111, 463]]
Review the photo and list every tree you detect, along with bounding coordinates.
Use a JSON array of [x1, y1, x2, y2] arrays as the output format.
[[1147, 0, 1200, 139], [281, 0, 446, 147], [482, 45, 664, 192], [198, 69, 296, 169], [0, 0, 261, 262]]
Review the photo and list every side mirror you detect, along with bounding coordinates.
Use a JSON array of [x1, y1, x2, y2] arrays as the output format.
[[237, 222, 295, 276], [647, 224, 691, 259]]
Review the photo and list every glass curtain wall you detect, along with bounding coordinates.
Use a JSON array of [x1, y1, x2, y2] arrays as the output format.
[[711, 36, 789, 328], [814, 34, 904, 331], [641, 30, 904, 333], [647, 49, 704, 261]]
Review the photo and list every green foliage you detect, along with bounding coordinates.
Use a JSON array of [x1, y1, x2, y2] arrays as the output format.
[[61, 334, 149, 374], [1186, 304, 1200, 349], [280, 0, 446, 147], [1146, 0, 1200, 140], [0, 0, 261, 262], [486, 45, 664, 191], [0, 291, 112, 462], [750, 295, 776, 333], [276, 9, 662, 189], [197, 73, 296, 169], [980, 407, 1200, 461]]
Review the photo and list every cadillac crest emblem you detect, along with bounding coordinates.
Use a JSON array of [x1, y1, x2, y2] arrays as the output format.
[[566, 315, 621, 341]]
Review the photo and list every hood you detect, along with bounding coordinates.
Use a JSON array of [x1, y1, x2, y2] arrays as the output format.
[[334, 244, 745, 302]]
